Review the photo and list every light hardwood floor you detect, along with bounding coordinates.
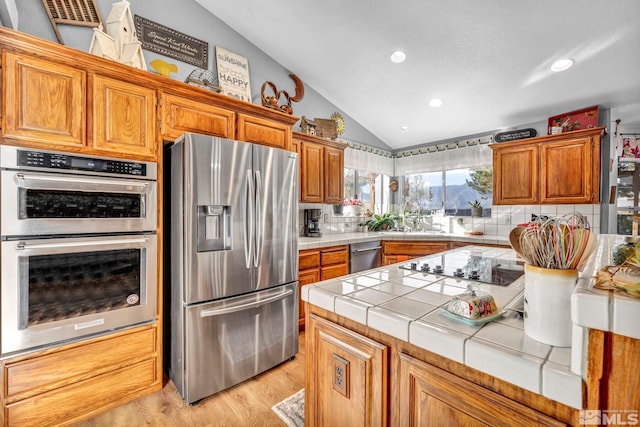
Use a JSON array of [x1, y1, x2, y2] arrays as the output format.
[[75, 332, 305, 427]]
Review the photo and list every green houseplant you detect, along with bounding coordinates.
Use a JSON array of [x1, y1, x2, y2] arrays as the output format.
[[469, 200, 483, 217], [363, 213, 397, 231]]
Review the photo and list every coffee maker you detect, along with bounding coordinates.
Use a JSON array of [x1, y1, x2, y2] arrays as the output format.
[[303, 209, 322, 237]]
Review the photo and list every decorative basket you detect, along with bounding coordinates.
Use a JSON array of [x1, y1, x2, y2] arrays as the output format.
[[185, 68, 221, 93]]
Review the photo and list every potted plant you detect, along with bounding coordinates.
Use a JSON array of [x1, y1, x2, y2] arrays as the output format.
[[343, 197, 363, 215], [469, 200, 483, 217], [363, 212, 397, 231]]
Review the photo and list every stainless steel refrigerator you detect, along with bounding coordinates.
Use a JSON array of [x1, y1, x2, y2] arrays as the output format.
[[167, 133, 299, 404]]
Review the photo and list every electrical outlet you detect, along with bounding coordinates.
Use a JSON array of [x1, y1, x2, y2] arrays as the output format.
[[324, 213, 329, 223], [332, 353, 349, 398]]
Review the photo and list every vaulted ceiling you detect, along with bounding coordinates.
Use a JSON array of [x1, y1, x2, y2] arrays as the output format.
[[196, 0, 640, 150]]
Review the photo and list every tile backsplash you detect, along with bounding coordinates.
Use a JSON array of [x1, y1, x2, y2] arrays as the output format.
[[299, 203, 600, 238]]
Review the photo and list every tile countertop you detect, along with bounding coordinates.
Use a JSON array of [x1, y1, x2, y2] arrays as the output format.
[[572, 234, 640, 341], [301, 240, 631, 411], [298, 231, 510, 250]]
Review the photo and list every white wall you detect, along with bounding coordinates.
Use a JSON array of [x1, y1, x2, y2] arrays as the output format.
[[14, 0, 391, 150]]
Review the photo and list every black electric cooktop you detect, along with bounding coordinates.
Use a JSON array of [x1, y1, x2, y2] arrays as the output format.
[[399, 253, 525, 286]]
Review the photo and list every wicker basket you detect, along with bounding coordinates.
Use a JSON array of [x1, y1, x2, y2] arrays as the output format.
[[185, 68, 221, 93]]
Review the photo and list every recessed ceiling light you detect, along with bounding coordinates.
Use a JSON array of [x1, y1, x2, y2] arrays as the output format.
[[429, 98, 443, 108], [390, 50, 406, 63], [550, 58, 575, 72], [400, 126, 409, 132]]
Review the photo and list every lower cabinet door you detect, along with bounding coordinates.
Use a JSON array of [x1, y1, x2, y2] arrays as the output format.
[[306, 315, 387, 427], [298, 267, 320, 328], [398, 352, 564, 427]]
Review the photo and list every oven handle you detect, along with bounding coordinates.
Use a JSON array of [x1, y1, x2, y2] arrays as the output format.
[[15, 173, 150, 188], [199, 289, 293, 317], [16, 237, 150, 250]]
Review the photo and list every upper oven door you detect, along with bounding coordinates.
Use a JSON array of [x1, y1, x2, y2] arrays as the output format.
[[0, 170, 157, 237]]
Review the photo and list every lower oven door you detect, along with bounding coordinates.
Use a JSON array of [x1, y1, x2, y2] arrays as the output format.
[[1, 234, 157, 356], [174, 283, 298, 404]]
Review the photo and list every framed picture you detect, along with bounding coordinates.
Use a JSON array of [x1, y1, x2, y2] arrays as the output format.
[[215, 46, 252, 102], [547, 105, 599, 135]]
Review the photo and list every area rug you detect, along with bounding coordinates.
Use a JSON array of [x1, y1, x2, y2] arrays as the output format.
[[271, 388, 304, 427]]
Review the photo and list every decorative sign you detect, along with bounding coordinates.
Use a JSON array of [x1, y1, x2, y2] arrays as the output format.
[[134, 16, 208, 68], [494, 128, 537, 143], [215, 46, 252, 102]]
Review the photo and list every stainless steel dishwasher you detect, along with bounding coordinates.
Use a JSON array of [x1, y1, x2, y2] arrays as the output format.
[[349, 240, 382, 273]]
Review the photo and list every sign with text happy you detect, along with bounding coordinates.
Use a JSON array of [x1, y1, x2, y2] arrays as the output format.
[[215, 46, 252, 102]]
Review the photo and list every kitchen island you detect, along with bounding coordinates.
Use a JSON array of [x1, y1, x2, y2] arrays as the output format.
[[301, 235, 640, 426]]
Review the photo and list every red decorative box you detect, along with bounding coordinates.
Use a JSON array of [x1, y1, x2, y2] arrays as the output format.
[[547, 105, 599, 135]]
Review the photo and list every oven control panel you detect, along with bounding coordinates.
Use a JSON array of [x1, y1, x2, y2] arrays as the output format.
[[17, 150, 147, 177]]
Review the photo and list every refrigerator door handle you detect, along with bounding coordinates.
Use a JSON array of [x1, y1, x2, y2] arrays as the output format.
[[199, 288, 293, 317], [244, 169, 255, 269], [254, 170, 263, 268]]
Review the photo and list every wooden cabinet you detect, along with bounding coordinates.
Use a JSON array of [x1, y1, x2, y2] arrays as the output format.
[[1, 51, 157, 160], [586, 329, 640, 414], [320, 245, 349, 280], [298, 250, 321, 329], [89, 74, 156, 159], [324, 145, 344, 204], [492, 143, 539, 205], [491, 127, 604, 205], [305, 306, 579, 427], [0, 325, 160, 427], [382, 241, 449, 265], [160, 92, 235, 141], [2, 51, 86, 148], [298, 246, 349, 329], [237, 113, 291, 150], [306, 314, 387, 427], [540, 136, 597, 204], [398, 352, 564, 426], [299, 139, 325, 202], [294, 132, 346, 203]]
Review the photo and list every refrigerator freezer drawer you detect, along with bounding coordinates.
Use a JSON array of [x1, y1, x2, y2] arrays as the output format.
[[178, 283, 298, 404]]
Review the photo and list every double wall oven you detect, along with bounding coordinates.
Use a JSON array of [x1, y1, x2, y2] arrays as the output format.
[[0, 145, 158, 356]]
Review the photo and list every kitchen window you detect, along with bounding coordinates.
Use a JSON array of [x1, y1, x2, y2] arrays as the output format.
[[344, 168, 391, 214], [402, 167, 492, 216]]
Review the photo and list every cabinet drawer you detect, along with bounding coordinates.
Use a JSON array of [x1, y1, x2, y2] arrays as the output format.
[[382, 241, 449, 256], [321, 263, 349, 280], [236, 113, 291, 150], [6, 358, 157, 427], [161, 93, 235, 140], [321, 246, 349, 265], [6, 326, 156, 399], [299, 250, 320, 270]]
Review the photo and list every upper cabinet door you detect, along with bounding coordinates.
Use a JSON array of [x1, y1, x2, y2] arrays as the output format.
[[540, 135, 596, 204], [324, 146, 344, 204], [2, 52, 86, 148], [89, 74, 157, 160], [300, 140, 324, 203], [160, 93, 235, 141], [492, 144, 539, 205]]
